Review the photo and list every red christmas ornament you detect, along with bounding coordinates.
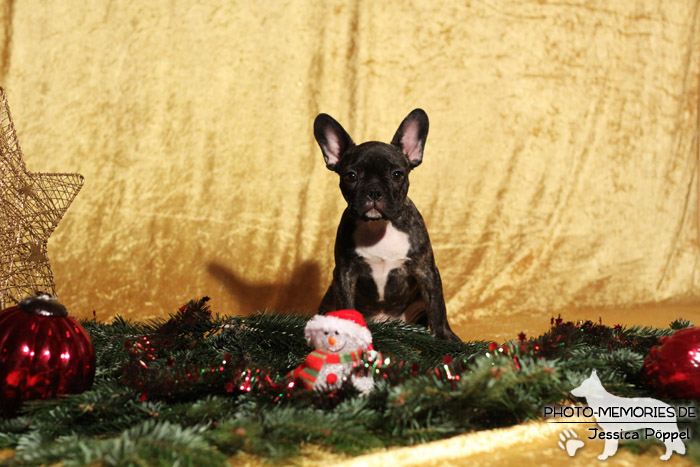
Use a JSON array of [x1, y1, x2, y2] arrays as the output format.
[[644, 326, 700, 400], [0, 294, 95, 415]]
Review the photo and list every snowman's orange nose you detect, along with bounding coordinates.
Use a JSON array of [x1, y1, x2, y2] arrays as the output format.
[[328, 336, 336, 345]]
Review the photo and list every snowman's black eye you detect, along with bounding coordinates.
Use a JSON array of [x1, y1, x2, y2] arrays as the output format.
[[324, 331, 328, 335], [335, 330, 339, 335]]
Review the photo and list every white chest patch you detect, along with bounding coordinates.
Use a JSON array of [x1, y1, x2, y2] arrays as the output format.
[[353, 220, 410, 301]]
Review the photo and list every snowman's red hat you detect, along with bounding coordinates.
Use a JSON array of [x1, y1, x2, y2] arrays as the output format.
[[305, 309, 373, 349]]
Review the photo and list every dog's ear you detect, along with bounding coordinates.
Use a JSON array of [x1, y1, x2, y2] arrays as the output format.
[[314, 114, 355, 171], [391, 109, 429, 168]]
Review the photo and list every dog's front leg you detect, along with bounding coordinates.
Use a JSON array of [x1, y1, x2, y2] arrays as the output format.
[[413, 263, 461, 342], [598, 436, 619, 460], [331, 265, 358, 310]]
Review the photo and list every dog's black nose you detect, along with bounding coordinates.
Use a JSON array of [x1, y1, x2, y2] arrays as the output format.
[[367, 189, 383, 201]]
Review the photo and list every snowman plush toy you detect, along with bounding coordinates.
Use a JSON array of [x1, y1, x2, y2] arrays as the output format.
[[292, 309, 379, 393]]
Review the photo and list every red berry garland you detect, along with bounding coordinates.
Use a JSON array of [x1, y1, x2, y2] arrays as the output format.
[[644, 326, 700, 400], [0, 294, 95, 415]]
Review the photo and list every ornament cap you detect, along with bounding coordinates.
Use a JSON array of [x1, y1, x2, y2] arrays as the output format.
[[18, 292, 68, 317]]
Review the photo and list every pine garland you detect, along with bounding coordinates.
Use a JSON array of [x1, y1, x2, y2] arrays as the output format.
[[0, 298, 698, 465]]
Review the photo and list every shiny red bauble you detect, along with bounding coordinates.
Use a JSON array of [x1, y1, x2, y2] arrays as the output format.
[[644, 326, 700, 400], [0, 295, 95, 415]]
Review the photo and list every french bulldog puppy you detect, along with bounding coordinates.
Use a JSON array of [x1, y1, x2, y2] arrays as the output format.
[[314, 109, 460, 341]]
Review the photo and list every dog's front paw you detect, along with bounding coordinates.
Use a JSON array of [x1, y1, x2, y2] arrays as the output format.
[[435, 327, 462, 342]]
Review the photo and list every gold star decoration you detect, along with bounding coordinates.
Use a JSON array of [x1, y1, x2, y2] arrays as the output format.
[[0, 87, 84, 309]]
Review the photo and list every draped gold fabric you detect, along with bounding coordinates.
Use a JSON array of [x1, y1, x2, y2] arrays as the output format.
[[226, 418, 697, 466], [0, 0, 699, 464], [330, 419, 696, 467]]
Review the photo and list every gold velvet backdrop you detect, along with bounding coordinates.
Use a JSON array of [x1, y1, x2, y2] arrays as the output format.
[[0, 2, 698, 340], [1, 1, 699, 465]]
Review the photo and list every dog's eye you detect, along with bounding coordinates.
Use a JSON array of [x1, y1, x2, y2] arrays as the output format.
[[344, 172, 357, 183], [392, 170, 404, 181]]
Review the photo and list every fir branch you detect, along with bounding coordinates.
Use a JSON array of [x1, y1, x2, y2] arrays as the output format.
[[1, 299, 697, 466], [18, 380, 144, 438], [0, 418, 30, 448], [221, 312, 310, 370], [367, 320, 487, 367], [7, 420, 225, 467]]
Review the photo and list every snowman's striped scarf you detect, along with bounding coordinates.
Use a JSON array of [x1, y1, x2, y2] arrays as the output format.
[[291, 349, 364, 389]]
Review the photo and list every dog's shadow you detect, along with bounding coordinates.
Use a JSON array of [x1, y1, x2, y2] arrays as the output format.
[[207, 260, 324, 316]]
